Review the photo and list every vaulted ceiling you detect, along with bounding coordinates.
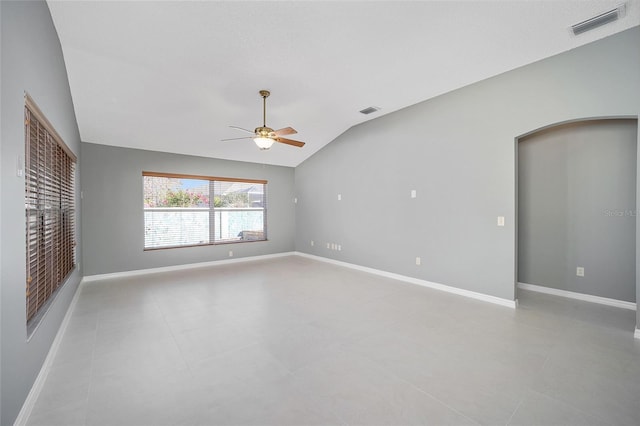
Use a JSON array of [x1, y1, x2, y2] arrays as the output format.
[[47, 0, 640, 167]]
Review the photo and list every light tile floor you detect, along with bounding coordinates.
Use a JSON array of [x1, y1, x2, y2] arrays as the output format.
[[26, 256, 640, 425]]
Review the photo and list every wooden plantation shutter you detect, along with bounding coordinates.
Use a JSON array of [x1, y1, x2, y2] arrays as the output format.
[[25, 95, 77, 323]]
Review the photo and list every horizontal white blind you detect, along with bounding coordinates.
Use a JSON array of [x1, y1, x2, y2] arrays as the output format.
[[143, 173, 266, 249]]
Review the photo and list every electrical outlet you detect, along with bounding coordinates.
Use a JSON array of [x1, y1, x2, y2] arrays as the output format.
[[416, 257, 421, 266], [576, 267, 584, 277]]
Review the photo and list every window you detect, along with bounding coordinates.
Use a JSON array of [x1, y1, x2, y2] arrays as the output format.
[[25, 95, 77, 324], [143, 172, 267, 249]]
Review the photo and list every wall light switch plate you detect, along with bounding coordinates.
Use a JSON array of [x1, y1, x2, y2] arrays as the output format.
[[411, 190, 417, 198], [311, 240, 314, 246], [416, 257, 421, 266], [497, 216, 505, 227], [16, 155, 24, 177], [576, 267, 584, 277], [229, 250, 233, 257], [337, 194, 342, 201]]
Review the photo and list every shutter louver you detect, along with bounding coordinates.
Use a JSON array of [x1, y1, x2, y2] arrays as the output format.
[[25, 96, 76, 323]]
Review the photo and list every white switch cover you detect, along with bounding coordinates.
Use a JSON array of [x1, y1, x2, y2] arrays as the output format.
[[577, 267, 585, 277], [497, 216, 505, 227], [416, 257, 421, 266], [327, 243, 330, 249], [16, 155, 24, 177], [411, 190, 417, 198], [338, 245, 342, 251], [294, 197, 298, 204], [337, 194, 342, 201], [229, 250, 233, 257], [311, 240, 314, 246]]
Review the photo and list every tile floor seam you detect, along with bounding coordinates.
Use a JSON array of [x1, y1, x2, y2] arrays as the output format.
[[158, 303, 194, 376], [526, 388, 612, 426], [407, 381, 482, 426], [78, 287, 95, 426], [337, 345, 482, 426], [504, 395, 524, 426]]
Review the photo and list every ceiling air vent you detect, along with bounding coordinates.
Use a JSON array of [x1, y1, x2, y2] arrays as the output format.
[[571, 4, 626, 36], [359, 106, 380, 115]]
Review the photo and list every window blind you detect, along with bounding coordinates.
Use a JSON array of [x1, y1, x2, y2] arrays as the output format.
[[25, 95, 76, 323]]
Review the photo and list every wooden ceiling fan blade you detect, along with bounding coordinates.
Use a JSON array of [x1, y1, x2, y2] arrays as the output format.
[[221, 136, 253, 141], [275, 137, 305, 147], [273, 127, 297, 136], [229, 125, 255, 134]]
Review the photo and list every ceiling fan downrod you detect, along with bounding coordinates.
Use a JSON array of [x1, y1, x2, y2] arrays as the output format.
[[259, 90, 270, 127]]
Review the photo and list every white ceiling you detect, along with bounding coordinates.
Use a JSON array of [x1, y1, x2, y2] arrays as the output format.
[[47, 0, 640, 167]]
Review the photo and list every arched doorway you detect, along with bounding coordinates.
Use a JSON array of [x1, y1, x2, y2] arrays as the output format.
[[516, 118, 638, 320]]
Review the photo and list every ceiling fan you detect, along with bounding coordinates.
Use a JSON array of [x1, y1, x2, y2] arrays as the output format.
[[222, 90, 305, 150]]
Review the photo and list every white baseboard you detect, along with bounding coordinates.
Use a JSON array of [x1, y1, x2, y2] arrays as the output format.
[[635, 328, 640, 340], [518, 282, 637, 311], [83, 251, 296, 282], [294, 252, 516, 309], [14, 279, 85, 426]]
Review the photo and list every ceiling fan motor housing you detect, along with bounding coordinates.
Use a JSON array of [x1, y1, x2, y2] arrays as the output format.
[[255, 126, 276, 138]]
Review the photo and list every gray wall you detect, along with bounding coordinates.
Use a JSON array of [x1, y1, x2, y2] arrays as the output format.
[[81, 142, 296, 276], [0, 2, 82, 424], [295, 27, 640, 307], [518, 119, 637, 302]]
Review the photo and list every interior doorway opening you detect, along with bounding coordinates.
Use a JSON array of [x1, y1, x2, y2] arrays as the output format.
[[515, 118, 638, 328]]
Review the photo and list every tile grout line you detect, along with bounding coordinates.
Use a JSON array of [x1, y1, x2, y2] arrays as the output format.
[[338, 344, 482, 425], [83, 290, 98, 426], [504, 396, 524, 426]]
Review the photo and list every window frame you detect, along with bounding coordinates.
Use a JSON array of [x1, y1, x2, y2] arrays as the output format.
[[142, 171, 268, 250]]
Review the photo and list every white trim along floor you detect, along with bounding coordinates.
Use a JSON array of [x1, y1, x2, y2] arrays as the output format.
[[517, 282, 636, 311], [23, 255, 640, 425]]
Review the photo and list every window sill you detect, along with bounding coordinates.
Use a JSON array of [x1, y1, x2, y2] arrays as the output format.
[[143, 239, 268, 251]]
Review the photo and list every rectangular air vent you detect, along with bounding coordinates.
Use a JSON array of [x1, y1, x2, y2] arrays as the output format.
[[359, 106, 380, 115], [571, 4, 625, 35]]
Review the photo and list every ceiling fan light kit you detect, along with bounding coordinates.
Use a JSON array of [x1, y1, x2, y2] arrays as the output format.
[[222, 90, 306, 150], [254, 137, 275, 150]]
